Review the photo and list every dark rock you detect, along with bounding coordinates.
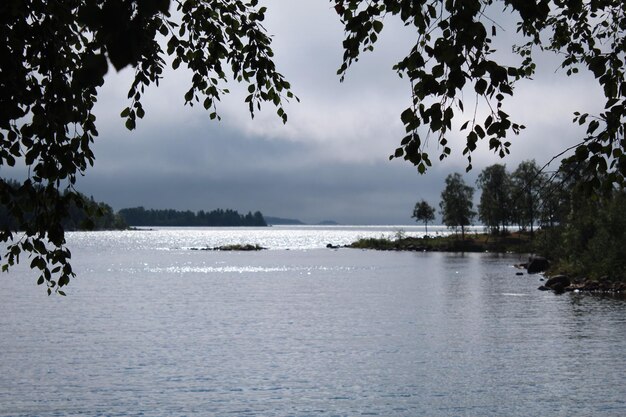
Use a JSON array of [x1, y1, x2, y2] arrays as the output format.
[[537, 285, 551, 291], [516, 272, 524, 276], [326, 243, 339, 249], [527, 256, 550, 274], [545, 275, 571, 289], [551, 282, 567, 294]]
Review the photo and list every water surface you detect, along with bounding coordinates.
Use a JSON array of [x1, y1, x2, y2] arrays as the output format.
[[1, 227, 625, 416]]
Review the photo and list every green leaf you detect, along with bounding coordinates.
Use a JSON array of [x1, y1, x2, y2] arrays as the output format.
[[373, 20, 383, 34], [474, 79, 487, 95], [475, 125, 485, 139], [400, 108, 414, 125]]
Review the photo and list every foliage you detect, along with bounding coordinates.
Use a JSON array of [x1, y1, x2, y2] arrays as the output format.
[[0, 180, 127, 231], [349, 236, 397, 250], [118, 207, 267, 227], [62, 195, 128, 231], [543, 187, 626, 282], [335, 0, 626, 188], [349, 231, 536, 253], [0, 0, 295, 293], [510, 160, 544, 234], [476, 164, 512, 234], [439, 173, 476, 240], [412, 199, 436, 234]]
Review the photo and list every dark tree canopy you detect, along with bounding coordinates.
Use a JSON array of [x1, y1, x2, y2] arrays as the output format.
[[476, 164, 511, 234], [510, 159, 543, 235], [412, 199, 436, 234], [335, 0, 625, 186], [439, 173, 476, 240], [118, 207, 267, 227], [1, 0, 295, 294]]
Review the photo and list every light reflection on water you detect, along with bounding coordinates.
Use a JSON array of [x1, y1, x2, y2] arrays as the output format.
[[64, 225, 475, 251], [0, 227, 625, 416]]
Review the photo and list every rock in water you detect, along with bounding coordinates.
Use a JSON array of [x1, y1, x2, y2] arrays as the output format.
[[527, 256, 550, 274], [545, 275, 571, 289]]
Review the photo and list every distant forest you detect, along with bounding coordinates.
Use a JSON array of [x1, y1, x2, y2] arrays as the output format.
[[118, 207, 267, 227], [0, 179, 126, 231], [1, 179, 268, 230]]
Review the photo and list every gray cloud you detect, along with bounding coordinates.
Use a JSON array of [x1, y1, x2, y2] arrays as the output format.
[[68, 1, 605, 224]]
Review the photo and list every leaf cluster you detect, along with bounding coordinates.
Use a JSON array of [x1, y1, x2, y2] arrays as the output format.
[[0, 0, 296, 293], [335, 0, 625, 189]]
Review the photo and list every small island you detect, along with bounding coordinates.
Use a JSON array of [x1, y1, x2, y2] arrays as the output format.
[[190, 244, 266, 251], [348, 231, 535, 253]]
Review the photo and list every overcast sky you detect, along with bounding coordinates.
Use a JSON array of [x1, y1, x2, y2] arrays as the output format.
[[50, 1, 605, 224]]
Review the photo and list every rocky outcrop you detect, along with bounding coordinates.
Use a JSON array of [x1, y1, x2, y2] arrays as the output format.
[[568, 280, 626, 293], [545, 275, 571, 288], [538, 275, 626, 294], [527, 256, 550, 274], [543, 275, 571, 293], [190, 244, 266, 251]]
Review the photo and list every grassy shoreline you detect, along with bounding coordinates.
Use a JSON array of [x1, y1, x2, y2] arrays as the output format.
[[348, 231, 536, 254], [346, 231, 626, 293]]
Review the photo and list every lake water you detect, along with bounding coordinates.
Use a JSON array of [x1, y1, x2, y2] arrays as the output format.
[[1, 226, 625, 416]]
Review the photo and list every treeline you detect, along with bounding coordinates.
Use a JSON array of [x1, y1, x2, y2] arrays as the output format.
[[1, 179, 268, 230], [0, 179, 127, 231], [117, 207, 267, 227], [415, 160, 584, 237], [414, 160, 626, 281]]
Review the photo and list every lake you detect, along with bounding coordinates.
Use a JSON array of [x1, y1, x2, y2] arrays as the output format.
[[1, 226, 625, 416]]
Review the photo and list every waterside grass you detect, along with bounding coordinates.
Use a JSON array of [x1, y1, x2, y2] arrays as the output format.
[[348, 231, 537, 254]]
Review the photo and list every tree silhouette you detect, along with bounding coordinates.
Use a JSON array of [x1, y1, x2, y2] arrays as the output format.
[[439, 173, 476, 241], [412, 200, 436, 235]]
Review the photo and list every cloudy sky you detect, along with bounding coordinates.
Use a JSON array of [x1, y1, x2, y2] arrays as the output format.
[[66, 1, 603, 224]]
